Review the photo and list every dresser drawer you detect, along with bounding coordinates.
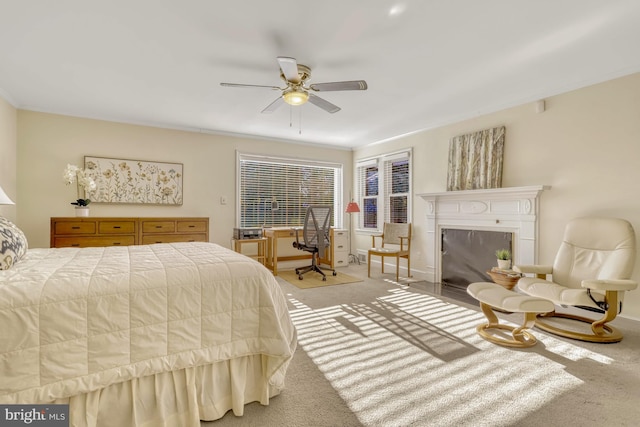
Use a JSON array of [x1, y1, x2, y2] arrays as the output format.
[[54, 236, 135, 248], [142, 221, 176, 233], [332, 238, 348, 253], [177, 220, 207, 233], [332, 230, 348, 246], [54, 221, 96, 235], [98, 221, 136, 234], [333, 251, 350, 268], [332, 229, 348, 242], [141, 234, 207, 245]]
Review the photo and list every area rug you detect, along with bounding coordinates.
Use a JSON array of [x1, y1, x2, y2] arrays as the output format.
[[278, 269, 363, 289]]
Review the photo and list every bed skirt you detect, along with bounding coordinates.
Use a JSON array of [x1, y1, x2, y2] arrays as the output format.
[[52, 355, 285, 427]]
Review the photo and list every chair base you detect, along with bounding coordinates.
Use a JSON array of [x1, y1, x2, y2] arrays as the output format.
[[476, 323, 539, 348], [534, 311, 623, 343], [295, 254, 336, 281], [476, 302, 539, 348]]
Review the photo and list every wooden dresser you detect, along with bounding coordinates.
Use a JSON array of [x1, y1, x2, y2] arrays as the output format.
[[50, 217, 209, 248]]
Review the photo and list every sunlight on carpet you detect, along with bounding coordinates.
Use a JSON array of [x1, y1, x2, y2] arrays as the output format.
[[279, 270, 363, 289], [287, 288, 613, 426]]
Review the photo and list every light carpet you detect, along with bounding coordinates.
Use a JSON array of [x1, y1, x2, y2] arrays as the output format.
[[278, 269, 363, 289], [206, 265, 640, 427]]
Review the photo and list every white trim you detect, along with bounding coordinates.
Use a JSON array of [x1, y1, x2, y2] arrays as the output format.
[[239, 152, 342, 170]]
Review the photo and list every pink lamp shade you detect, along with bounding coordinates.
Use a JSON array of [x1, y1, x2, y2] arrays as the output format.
[[345, 202, 360, 213]]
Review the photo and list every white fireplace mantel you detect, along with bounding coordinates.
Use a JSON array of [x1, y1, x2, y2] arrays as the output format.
[[417, 185, 550, 284]]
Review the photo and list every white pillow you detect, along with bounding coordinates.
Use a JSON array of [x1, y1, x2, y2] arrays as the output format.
[[0, 217, 28, 270]]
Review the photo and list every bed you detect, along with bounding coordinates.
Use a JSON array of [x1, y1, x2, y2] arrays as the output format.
[[0, 219, 297, 427]]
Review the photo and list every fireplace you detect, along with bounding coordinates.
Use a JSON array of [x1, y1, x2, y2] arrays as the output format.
[[417, 186, 548, 285]]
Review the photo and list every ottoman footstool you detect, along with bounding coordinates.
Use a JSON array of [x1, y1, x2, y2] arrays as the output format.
[[467, 282, 555, 348]]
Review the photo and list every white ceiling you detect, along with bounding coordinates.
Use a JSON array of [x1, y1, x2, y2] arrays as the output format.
[[2, 1, 640, 149]]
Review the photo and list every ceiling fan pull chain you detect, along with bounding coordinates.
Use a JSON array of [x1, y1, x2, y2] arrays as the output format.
[[289, 105, 293, 127], [299, 107, 302, 135]]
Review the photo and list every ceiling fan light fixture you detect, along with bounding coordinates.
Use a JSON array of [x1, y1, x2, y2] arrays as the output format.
[[283, 89, 309, 106]]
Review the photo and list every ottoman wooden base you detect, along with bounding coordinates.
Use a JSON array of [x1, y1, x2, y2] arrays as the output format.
[[468, 282, 555, 348]]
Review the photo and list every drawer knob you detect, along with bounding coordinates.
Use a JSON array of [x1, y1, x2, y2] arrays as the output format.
[[188, 225, 195, 228], [155, 226, 162, 228], [71, 244, 80, 247], [72, 226, 80, 229], [113, 226, 121, 229], [113, 242, 121, 245]]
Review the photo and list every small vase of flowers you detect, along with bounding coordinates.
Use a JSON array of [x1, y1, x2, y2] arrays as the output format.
[[63, 164, 96, 217]]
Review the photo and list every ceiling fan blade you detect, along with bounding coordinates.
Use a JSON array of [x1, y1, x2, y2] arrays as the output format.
[[220, 83, 281, 90], [261, 96, 285, 114], [308, 93, 341, 114], [277, 56, 301, 83], [309, 80, 368, 91]]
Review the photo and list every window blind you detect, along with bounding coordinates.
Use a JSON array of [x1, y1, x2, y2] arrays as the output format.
[[238, 153, 342, 228], [383, 152, 410, 224]]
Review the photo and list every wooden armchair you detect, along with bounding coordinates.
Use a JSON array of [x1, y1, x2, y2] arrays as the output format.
[[368, 222, 412, 282]]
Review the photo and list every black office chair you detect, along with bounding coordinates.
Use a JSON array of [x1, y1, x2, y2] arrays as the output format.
[[293, 205, 337, 281]]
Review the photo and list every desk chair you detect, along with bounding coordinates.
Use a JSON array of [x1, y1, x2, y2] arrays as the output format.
[[293, 205, 337, 281]]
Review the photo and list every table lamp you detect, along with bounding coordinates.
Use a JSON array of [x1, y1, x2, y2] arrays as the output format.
[[0, 184, 15, 205], [345, 201, 360, 264]]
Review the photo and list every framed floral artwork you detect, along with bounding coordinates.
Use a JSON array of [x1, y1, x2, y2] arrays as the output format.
[[84, 156, 183, 205]]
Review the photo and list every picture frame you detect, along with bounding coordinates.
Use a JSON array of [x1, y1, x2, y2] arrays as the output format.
[[446, 126, 505, 191], [84, 156, 183, 205]]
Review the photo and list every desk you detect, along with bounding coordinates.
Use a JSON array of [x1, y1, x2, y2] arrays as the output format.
[[233, 238, 267, 265], [263, 227, 310, 275]]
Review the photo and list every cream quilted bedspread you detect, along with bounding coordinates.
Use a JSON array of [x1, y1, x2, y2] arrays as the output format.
[[0, 242, 296, 404]]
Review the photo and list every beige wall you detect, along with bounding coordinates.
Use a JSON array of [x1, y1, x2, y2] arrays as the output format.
[[16, 111, 352, 251], [354, 72, 640, 320], [10, 71, 640, 320], [0, 96, 17, 222]]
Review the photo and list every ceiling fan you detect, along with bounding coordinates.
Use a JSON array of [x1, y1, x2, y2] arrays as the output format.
[[220, 56, 368, 114]]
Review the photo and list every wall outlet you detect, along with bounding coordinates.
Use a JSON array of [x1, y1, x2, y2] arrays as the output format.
[[220, 196, 227, 205]]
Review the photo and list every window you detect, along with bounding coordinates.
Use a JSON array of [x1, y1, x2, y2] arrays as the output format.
[[237, 153, 342, 228], [356, 150, 411, 231]]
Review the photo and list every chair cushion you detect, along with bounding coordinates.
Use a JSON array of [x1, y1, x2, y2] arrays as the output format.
[[369, 247, 400, 255], [382, 223, 410, 245], [468, 282, 554, 313], [517, 276, 604, 309], [552, 217, 635, 288]]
